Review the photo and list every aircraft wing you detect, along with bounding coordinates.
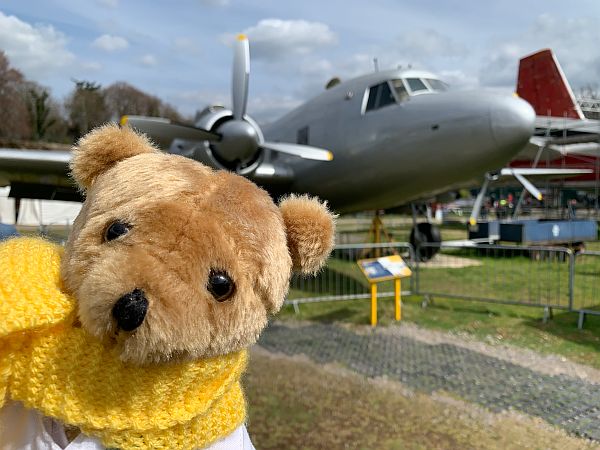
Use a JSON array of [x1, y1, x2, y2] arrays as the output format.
[[498, 167, 592, 200], [469, 167, 593, 224], [514, 133, 600, 160], [534, 116, 600, 133], [500, 167, 593, 178], [0, 145, 300, 202], [0, 148, 71, 174], [0, 148, 76, 200]]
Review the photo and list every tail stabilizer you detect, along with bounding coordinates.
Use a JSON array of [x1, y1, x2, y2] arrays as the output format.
[[517, 49, 585, 119]]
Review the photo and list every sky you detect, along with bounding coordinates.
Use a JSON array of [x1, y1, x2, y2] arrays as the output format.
[[1, 0, 600, 124]]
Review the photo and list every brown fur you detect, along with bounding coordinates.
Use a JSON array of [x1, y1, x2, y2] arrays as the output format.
[[280, 195, 336, 275], [70, 123, 159, 190], [61, 124, 335, 365]]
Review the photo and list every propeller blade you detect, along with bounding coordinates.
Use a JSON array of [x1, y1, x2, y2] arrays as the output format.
[[121, 116, 220, 150], [511, 170, 543, 201], [232, 34, 250, 120], [262, 141, 334, 161], [469, 176, 490, 226]]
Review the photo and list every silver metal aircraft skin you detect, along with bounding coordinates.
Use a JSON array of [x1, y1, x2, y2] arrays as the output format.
[[259, 68, 535, 212], [0, 37, 535, 215]]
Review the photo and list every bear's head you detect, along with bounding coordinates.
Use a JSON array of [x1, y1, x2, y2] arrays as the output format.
[[60, 124, 335, 365]]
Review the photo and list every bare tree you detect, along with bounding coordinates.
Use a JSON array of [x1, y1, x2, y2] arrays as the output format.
[[23, 82, 56, 140], [0, 51, 31, 139], [578, 84, 599, 99], [158, 102, 185, 122], [104, 81, 186, 123], [65, 80, 110, 139]]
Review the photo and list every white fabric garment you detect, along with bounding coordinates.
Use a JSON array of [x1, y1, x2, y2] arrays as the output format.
[[0, 188, 81, 226], [0, 400, 255, 450]]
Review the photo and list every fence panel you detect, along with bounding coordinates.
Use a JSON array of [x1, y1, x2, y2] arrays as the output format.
[[286, 240, 578, 313], [286, 242, 415, 305], [416, 243, 573, 310], [573, 251, 600, 315]]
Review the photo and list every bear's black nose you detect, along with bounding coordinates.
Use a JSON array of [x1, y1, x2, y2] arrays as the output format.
[[112, 289, 148, 331]]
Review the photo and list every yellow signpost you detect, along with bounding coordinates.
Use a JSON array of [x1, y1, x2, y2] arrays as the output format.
[[357, 254, 412, 326]]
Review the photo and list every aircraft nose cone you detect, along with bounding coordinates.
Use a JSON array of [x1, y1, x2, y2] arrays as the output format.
[[490, 95, 535, 152]]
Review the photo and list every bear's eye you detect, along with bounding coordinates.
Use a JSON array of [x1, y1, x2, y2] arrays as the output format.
[[207, 270, 235, 302], [104, 221, 131, 242]]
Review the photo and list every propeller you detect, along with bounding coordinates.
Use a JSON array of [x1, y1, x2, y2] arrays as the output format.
[[120, 116, 220, 150], [120, 34, 333, 170]]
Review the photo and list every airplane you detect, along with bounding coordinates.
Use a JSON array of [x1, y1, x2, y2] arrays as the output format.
[[511, 48, 600, 179], [0, 35, 536, 259], [464, 48, 600, 225]]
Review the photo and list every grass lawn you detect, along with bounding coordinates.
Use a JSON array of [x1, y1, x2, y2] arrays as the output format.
[[245, 349, 599, 450], [284, 219, 600, 370], [279, 294, 600, 370]]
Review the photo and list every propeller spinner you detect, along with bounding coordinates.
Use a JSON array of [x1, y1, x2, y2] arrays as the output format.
[[121, 34, 332, 173]]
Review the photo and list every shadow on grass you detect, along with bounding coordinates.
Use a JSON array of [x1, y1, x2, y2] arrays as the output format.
[[524, 308, 600, 354], [309, 307, 360, 323]]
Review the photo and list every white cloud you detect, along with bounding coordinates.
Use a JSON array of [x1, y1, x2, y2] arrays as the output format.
[[394, 29, 466, 61], [333, 33, 465, 85], [172, 37, 201, 56], [335, 53, 380, 78], [171, 89, 300, 124], [298, 58, 334, 78], [138, 54, 158, 67], [226, 19, 337, 61], [479, 14, 600, 89], [0, 11, 75, 78], [172, 90, 229, 115], [248, 94, 302, 123], [81, 61, 102, 71], [92, 34, 129, 52], [438, 70, 479, 90]]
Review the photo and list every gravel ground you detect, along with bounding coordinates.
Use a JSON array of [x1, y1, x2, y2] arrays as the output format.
[[248, 347, 600, 450], [377, 322, 600, 383], [259, 321, 600, 441]]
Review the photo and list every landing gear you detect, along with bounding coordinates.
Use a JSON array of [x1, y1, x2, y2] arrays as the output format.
[[410, 222, 441, 262]]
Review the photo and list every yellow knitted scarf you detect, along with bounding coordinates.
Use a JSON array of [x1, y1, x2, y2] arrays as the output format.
[[0, 237, 247, 450]]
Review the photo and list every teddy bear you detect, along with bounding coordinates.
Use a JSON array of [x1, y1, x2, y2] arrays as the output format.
[[0, 123, 335, 449]]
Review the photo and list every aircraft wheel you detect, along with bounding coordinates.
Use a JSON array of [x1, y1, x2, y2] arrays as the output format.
[[410, 223, 441, 262]]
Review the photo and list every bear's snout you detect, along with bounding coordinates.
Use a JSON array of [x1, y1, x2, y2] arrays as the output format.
[[112, 289, 148, 332]]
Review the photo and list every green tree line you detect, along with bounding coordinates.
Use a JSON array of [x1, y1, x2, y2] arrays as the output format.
[[0, 51, 186, 144]]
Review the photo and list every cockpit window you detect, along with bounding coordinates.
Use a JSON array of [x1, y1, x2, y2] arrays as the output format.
[[378, 82, 396, 108], [405, 78, 429, 93], [425, 78, 449, 91], [365, 82, 396, 112], [391, 79, 409, 102]]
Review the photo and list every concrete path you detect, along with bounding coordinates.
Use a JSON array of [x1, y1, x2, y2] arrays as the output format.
[[259, 322, 600, 441]]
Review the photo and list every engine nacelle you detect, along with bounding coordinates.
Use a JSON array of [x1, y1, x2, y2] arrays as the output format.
[[193, 105, 265, 175]]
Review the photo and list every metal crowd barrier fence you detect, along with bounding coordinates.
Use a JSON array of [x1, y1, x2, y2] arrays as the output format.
[[285, 242, 415, 312], [573, 251, 600, 327], [415, 242, 574, 312], [284, 240, 600, 329]]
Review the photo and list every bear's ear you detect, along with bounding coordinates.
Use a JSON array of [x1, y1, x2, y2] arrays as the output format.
[[279, 195, 336, 275], [70, 123, 159, 191]]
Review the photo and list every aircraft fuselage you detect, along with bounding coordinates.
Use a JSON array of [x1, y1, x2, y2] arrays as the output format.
[[263, 69, 535, 213]]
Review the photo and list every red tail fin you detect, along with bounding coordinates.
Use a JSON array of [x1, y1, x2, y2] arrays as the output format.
[[517, 49, 584, 119]]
